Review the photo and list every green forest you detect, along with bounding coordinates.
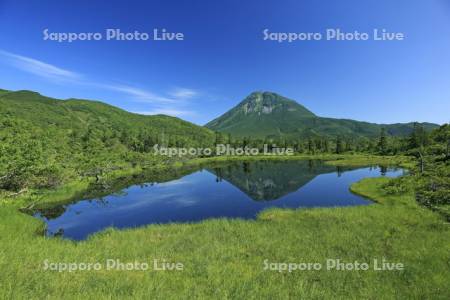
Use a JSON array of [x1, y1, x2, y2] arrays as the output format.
[[1, 89, 448, 215], [0, 88, 449, 298]]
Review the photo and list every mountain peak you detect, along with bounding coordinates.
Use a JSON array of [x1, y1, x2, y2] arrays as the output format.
[[237, 91, 316, 117], [205, 91, 316, 136]]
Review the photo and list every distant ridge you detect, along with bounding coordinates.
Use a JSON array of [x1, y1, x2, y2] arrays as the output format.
[[205, 91, 439, 138]]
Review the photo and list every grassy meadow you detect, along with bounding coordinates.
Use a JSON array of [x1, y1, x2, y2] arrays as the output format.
[[0, 155, 449, 299]]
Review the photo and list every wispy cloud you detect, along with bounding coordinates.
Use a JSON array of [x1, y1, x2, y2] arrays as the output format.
[[98, 84, 198, 117], [100, 84, 179, 104], [0, 50, 80, 81], [169, 87, 198, 100], [133, 108, 196, 118], [100, 85, 199, 105]]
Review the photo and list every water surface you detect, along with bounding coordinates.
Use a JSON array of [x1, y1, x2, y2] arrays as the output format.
[[33, 160, 403, 240]]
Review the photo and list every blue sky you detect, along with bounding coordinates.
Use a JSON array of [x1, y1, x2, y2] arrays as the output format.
[[0, 0, 449, 125]]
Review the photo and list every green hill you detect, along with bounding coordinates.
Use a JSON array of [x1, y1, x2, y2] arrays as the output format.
[[205, 91, 439, 138], [0, 89, 215, 147], [0, 89, 215, 191]]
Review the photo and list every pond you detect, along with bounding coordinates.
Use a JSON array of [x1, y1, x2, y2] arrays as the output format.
[[33, 160, 404, 240]]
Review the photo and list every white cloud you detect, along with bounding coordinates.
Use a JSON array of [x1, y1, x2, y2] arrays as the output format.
[[100, 84, 178, 104], [133, 109, 196, 118], [169, 87, 198, 100], [0, 50, 80, 81]]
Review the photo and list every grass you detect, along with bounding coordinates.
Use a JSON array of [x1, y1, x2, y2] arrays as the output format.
[[0, 155, 449, 299], [183, 153, 413, 171], [324, 154, 413, 168]]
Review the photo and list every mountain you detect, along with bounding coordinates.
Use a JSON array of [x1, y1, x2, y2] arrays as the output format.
[[205, 91, 439, 139], [0, 89, 215, 147]]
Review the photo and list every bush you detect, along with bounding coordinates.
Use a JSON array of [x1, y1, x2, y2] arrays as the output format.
[[382, 177, 411, 195], [415, 165, 450, 206]]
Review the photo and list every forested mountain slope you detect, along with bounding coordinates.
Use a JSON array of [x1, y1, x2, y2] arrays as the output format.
[[206, 91, 438, 139], [0, 89, 214, 191]]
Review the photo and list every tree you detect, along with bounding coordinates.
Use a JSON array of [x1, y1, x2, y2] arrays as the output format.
[[335, 136, 344, 154], [378, 128, 388, 155], [408, 122, 428, 150], [408, 123, 430, 173], [322, 139, 330, 153], [308, 139, 315, 154]]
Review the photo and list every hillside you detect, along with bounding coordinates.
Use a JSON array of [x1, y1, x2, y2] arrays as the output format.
[[0, 89, 215, 191], [0, 89, 215, 146], [205, 91, 439, 138]]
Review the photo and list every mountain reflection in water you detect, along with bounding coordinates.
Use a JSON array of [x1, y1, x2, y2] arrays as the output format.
[[30, 160, 403, 240]]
